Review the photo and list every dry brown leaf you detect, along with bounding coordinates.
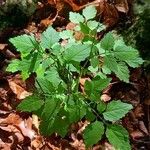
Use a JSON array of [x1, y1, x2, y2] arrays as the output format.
[[18, 120, 35, 140], [66, 22, 76, 30], [101, 94, 111, 102], [0, 43, 7, 50], [8, 80, 32, 100], [104, 142, 115, 150], [130, 130, 144, 139], [115, 0, 129, 13], [139, 121, 149, 135], [0, 88, 7, 100], [31, 136, 43, 149], [74, 31, 85, 41], [32, 114, 39, 131], [102, 2, 119, 27], [80, 77, 91, 94], [0, 113, 22, 126]]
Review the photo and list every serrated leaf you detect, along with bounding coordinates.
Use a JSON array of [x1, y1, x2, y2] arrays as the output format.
[[53, 110, 69, 137], [87, 20, 99, 30], [9, 34, 36, 57], [103, 100, 133, 121], [97, 101, 106, 114], [82, 5, 97, 21], [45, 67, 62, 87], [63, 44, 91, 62], [85, 77, 110, 94], [17, 95, 44, 112], [114, 46, 138, 61], [103, 56, 118, 72], [83, 121, 104, 147], [67, 104, 86, 123], [126, 57, 144, 68], [69, 12, 84, 24], [35, 78, 55, 94], [85, 108, 96, 121], [113, 45, 144, 67], [106, 124, 131, 150], [101, 32, 115, 50], [41, 26, 60, 49], [40, 98, 61, 136], [6, 59, 20, 73], [59, 30, 73, 39], [97, 23, 106, 32], [114, 62, 130, 83], [91, 57, 99, 68]]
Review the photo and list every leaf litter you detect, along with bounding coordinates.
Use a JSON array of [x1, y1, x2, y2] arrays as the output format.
[[0, 0, 150, 149]]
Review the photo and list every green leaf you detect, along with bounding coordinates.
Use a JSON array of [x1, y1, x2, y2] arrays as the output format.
[[45, 67, 62, 87], [67, 104, 86, 123], [114, 46, 144, 67], [63, 44, 91, 62], [85, 77, 110, 94], [91, 57, 99, 68], [87, 20, 99, 30], [85, 108, 96, 121], [35, 78, 55, 94], [17, 95, 44, 112], [103, 100, 133, 121], [97, 101, 106, 114], [114, 62, 130, 83], [41, 26, 60, 49], [82, 5, 97, 21], [69, 12, 84, 24], [59, 30, 73, 39], [80, 22, 90, 34], [53, 110, 69, 137], [114, 46, 138, 60], [85, 77, 110, 101], [40, 98, 61, 136], [101, 32, 115, 50], [83, 121, 104, 147], [103, 56, 118, 72], [126, 57, 144, 68], [6, 59, 20, 73], [106, 124, 131, 150], [9, 34, 36, 57]]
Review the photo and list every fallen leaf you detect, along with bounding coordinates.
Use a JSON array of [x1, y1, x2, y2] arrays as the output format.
[[101, 94, 111, 102], [18, 120, 35, 140], [139, 121, 149, 135], [130, 130, 144, 139], [8, 80, 32, 100], [0, 44, 7, 50], [0, 113, 22, 126], [115, 0, 129, 13]]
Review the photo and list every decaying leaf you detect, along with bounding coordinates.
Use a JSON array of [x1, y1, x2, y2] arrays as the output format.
[[115, 0, 129, 13], [8, 79, 32, 100]]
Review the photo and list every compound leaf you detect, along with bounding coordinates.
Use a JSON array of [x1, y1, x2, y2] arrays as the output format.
[[103, 100, 133, 121], [106, 124, 131, 150], [17, 95, 44, 112], [82, 5, 97, 21], [83, 121, 104, 147]]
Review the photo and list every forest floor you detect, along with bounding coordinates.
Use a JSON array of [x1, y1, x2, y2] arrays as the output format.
[[0, 0, 150, 149]]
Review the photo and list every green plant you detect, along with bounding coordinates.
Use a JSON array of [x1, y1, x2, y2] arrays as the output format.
[[7, 6, 143, 149]]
